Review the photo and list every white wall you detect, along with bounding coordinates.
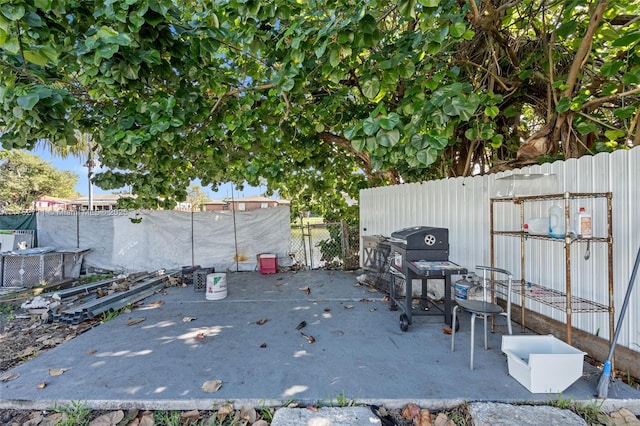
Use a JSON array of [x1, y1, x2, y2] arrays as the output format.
[[360, 146, 640, 351], [37, 207, 292, 273]]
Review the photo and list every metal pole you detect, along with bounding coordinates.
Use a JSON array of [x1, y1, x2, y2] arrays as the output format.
[[191, 209, 195, 267], [231, 185, 239, 272], [76, 206, 80, 248]]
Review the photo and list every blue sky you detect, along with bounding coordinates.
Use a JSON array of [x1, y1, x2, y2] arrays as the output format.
[[32, 147, 264, 199]]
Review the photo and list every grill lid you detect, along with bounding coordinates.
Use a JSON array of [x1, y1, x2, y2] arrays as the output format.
[[390, 226, 448, 250]]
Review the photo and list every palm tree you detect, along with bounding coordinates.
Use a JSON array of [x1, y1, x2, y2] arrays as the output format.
[[36, 131, 99, 210]]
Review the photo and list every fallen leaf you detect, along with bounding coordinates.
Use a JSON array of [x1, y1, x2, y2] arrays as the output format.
[[442, 326, 452, 335], [182, 316, 197, 322], [217, 403, 234, 417], [89, 410, 125, 426], [0, 372, 20, 382], [344, 305, 354, 309], [256, 318, 269, 325], [37, 382, 47, 389], [127, 317, 145, 326], [402, 402, 421, 419], [201, 379, 222, 393], [298, 286, 311, 294], [306, 287, 311, 295], [240, 407, 257, 423], [181, 410, 200, 421], [306, 405, 319, 412], [19, 346, 37, 357], [260, 342, 267, 348], [301, 332, 316, 343], [417, 409, 431, 426], [87, 349, 97, 355], [49, 368, 69, 376], [295, 321, 307, 330], [359, 298, 372, 302], [382, 295, 391, 302], [368, 288, 379, 293], [138, 413, 154, 426], [369, 308, 377, 312], [324, 307, 331, 312]]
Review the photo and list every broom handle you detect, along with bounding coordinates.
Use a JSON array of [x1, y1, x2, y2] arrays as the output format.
[[606, 245, 640, 362]]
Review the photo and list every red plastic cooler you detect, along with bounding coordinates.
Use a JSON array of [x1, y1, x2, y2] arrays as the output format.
[[259, 254, 277, 274]]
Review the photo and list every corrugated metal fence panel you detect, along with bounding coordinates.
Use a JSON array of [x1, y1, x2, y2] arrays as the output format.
[[360, 146, 640, 351]]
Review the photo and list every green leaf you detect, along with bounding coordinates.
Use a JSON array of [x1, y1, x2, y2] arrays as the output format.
[[343, 123, 360, 140], [329, 47, 340, 67], [17, 93, 39, 110], [601, 61, 623, 77], [361, 76, 380, 100], [490, 134, 504, 148], [398, 0, 417, 19], [419, 0, 439, 7], [449, 22, 467, 38], [363, 118, 379, 136], [613, 105, 636, 120], [556, 97, 571, 113], [611, 30, 640, 47], [604, 129, 625, 141], [377, 129, 400, 147], [359, 14, 377, 34], [621, 72, 639, 85], [351, 138, 365, 151], [379, 113, 400, 130], [416, 148, 437, 166], [465, 128, 478, 140], [443, 96, 477, 121], [429, 135, 448, 149], [23, 50, 48, 66], [96, 44, 119, 59], [575, 121, 596, 135], [337, 31, 354, 44], [399, 62, 415, 79], [484, 106, 499, 118], [0, 4, 25, 20], [556, 21, 577, 39], [281, 77, 295, 92]]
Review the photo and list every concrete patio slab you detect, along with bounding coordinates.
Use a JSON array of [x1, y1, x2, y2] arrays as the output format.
[[1, 270, 638, 414]]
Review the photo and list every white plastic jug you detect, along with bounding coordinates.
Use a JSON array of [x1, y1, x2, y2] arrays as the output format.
[[548, 204, 565, 238]]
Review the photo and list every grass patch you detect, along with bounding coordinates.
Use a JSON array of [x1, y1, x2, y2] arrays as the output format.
[[51, 401, 91, 426]]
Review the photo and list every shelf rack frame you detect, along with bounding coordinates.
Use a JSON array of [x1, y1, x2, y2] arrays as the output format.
[[490, 192, 613, 345]]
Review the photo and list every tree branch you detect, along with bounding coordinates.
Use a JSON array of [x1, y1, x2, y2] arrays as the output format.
[[563, 0, 609, 98], [580, 87, 640, 110]]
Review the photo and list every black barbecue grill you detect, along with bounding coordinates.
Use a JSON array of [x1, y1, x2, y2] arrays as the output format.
[[388, 226, 467, 331]]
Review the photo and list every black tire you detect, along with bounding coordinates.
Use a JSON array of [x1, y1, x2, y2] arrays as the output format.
[[400, 314, 409, 331]]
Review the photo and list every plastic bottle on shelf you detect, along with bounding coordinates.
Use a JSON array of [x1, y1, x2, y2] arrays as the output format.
[[575, 207, 592, 237], [548, 204, 565, 238]]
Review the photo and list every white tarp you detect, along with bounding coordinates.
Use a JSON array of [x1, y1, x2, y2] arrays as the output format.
[[36, 207, 292, 273]]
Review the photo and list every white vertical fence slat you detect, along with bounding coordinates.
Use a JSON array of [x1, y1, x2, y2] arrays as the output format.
[[360, 146, 640, 351]]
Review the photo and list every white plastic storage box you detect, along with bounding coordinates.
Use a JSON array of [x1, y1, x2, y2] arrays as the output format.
[[501, 334, 585, 393], [493, 174, 558, 198]]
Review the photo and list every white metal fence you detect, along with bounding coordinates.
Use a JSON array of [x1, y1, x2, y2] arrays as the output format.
[[360, 147, 640, 352]]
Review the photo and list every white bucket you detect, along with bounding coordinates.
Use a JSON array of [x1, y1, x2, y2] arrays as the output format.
[[206, 273, 227, 300]]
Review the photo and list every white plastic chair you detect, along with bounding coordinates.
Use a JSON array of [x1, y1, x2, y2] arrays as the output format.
[[451, 265, 513, 370]]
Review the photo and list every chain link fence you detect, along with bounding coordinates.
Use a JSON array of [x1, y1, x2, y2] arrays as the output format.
[[290, 221, 360, 270]]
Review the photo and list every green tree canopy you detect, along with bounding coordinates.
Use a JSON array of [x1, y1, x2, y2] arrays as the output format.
[[1, 0, 638, 220], [0, 150, 78, 212]]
